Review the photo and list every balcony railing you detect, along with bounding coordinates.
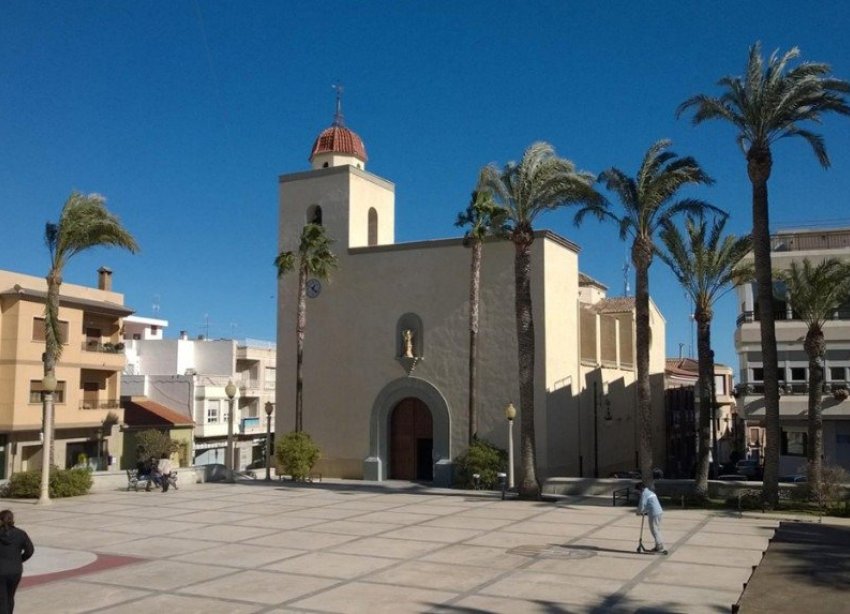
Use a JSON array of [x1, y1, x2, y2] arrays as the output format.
[[82, 341, 125, 354], [734, 382, 849, 397], [240, 417, 261, 433], [80, 399, 120, 410]]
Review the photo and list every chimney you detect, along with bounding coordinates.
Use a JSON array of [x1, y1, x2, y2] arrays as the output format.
[[179, 330, 188, 340], [97, 266, 113, 291]]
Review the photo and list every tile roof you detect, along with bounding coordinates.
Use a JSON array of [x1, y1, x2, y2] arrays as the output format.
[[589, 296, 635, 314], [122, 397, 194, 427], [310, 125, 368, 162]]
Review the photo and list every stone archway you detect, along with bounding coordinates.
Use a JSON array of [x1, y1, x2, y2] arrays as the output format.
[[363, 377, 452, 486]]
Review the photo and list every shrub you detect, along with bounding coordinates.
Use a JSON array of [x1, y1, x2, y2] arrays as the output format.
[[453, 438, 507, 489], [275, 432, 320, 481], [8, 467, 93, 498], [135, 429, 181, 463]]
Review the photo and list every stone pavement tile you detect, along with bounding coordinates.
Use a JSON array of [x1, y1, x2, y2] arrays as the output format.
[[176, 524, 279, 543], [178, 569, 338, 604], [92, 519, 201, 537], [438, 594, 596, 613], [465, 530, 571, 549], [78, 559, 233, 590], [50, 502, 138, 515], [502, 520, 599, 539], [460, 505, 548, 521], [533, 509, 624, 525], [16, 580, 151, 613], [391, 503, 477, 517], [625, 581, 741, 613], [344, 510, 441, 525], [209, 493, 284, 504], [164, 498, 257, 511], [303, 519, 404, 536], [421, 515, 515, 531], [44, 513, 145, 531], [109, 505, 195, 520], [95, 535, 221, 558], [380, 525, 484, 543], [225, 503, 298, 516], [173, 509, 256, 524], [420, 543, 530, 569], [35, 528, 142, 550], [244, 529, 359, 550], [701, 519, 778, 537], [94, 593, 264, 614], [237, 514, 327, 530], [525, 552, 654, 579], [171, 543, 307, 568], [367, 560, 506, 592], [284, 506, 375, 520], [643, 560, 753, 589], [669, 544, 765, 567], [333, 499, 408, 512], [684, 531, 770, 549], [330, 536, 446, 559], [561, 537, 644, 559], [587, 524, 689, 543], [289, 580, 459, 613], [480, 569, 625, 604], [262, 551, 397, 579]]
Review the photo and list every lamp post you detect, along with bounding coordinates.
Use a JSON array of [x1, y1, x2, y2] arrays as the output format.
[[225, 380, 237, 483], [505, 402, 516, 489], [38, 372, 57, 505], [96, 426, 103, 471], [264, 401, 274, 481]]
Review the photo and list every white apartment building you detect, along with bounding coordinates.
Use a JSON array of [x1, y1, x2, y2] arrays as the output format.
[[734, 227, 850, 474], [122, 318, 277, 470]]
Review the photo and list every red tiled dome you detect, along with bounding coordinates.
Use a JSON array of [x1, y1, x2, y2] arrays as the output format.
[[309, 124, 368, 163]]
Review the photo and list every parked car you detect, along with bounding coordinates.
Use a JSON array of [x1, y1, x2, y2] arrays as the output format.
[[735, 459, 762, 479], [778, 474, 807, 483]]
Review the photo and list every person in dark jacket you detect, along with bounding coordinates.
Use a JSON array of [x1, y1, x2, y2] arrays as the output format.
[[0, 509, 34, 613]]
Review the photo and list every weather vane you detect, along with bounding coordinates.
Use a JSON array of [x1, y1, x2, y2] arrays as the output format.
[[332, 82, 344, 126]]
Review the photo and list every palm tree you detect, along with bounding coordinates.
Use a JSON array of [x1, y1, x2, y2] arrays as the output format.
[[43, 192, 138, 501], [456, 189, 506, 444], [658, 214, 752, 498], [275, 223, 338, 433], [576, 140, 715, 486], [479, 142, 602, 498], [775, 259, 850, 495], [677, 42, 850, 506]]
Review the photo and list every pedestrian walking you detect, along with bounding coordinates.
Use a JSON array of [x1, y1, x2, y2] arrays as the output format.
[[0, 510, 34, 613], [635, 482, 667, 554]]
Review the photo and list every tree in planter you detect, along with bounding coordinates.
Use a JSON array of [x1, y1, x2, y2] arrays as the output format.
[[275, 431, 320, 481], [453, 438, 507, 490], [135, 429, 180, 463]]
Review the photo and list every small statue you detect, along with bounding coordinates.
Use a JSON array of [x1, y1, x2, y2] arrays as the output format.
[[402, 329, 415, 358]]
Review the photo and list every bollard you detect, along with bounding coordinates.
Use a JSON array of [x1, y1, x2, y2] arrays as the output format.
[[497, 472, 507, 500]]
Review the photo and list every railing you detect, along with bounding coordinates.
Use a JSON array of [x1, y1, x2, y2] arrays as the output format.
[[240, 417, 261, 433], [82, 341, 125, 353], [239, 379, 260, 390], [734, 382, 849, 397], [80, 399, 120, 410]]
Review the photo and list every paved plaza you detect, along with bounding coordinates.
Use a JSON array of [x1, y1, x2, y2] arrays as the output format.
[[3, 479, 799, 613]]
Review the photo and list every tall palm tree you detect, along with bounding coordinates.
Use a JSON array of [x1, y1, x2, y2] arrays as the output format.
[[658, 214, 752, 498], [576, 140, 715, 486], [456, 189, 506, 444], [43, 191, 138, 500], [479, 142, 602, 498], [677, 42, 850, 506], [775, 259, 850, 495], [275, 223, 338, 433]]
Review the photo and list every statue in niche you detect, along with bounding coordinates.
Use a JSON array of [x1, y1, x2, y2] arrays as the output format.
[[402, 328, 415, 358]]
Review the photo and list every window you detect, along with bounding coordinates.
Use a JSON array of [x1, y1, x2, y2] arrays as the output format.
[[32, 317, 69, 344], [790, 367, 806, 381], [29, 380, 66, 404], [781, 430, 807, 457], [713, 375, 726, 395], [207, 400, 220, 424], [830, 367, 846, 381], [368, 207, 378, 246], [752, 368, 764, 382], [264, 366, 276, 389], [748, 428, 761, 447], [306, 204, 322, 226]]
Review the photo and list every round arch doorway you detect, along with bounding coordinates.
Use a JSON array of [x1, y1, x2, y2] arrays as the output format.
[[389, 397, 433, 481]]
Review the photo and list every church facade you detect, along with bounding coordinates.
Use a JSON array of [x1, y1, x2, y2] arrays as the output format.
[[275, 110, 667, 486]]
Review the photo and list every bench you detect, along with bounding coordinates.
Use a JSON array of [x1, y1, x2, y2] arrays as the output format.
[[126, 469, 179, 491], [613, 486, 634, 506]]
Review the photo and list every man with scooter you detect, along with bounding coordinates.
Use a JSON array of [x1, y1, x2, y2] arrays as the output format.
[[635, 482, 667, 554]]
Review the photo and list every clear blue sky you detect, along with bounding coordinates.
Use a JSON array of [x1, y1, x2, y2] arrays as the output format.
[[3, 1, 850, 372]]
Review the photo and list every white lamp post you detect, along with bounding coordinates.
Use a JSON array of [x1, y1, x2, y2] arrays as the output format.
[[264, 401, 275, 481], [225, 380, 237, 483], [38, 372, 57, 505], [505, 402, 516, 489]]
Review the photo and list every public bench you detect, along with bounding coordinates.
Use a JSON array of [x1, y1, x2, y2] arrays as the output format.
[[126, 469, 179, 491], [613, 486, 634, 506]]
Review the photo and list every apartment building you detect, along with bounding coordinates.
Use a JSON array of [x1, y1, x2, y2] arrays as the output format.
[[122, 323, 276, 470], [734, 227, 850, 474], [0, 267, 132, 477]]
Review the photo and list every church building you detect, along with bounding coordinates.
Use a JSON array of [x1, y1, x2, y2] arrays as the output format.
[[275, 103, 668, 486]]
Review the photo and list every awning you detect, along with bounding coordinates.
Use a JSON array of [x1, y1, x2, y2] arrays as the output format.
[[122, 397, 194, 427]]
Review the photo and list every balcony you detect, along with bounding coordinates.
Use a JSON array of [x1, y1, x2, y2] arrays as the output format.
[[82, 341, 126, 354], [241, 417, 261, 433], [80, 399, 120, 410]]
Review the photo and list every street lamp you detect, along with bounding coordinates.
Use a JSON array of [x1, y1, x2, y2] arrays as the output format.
[[264, 401, 275, 481], [38, 372, 58, 505], [225, 380, 237, 483], [505, 402, 516, 489], [593, 381, 611, 479]]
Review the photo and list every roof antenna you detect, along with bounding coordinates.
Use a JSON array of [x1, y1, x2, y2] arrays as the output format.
[[331, 82, 344, 127]]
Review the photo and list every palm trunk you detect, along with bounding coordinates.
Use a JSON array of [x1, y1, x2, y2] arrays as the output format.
[[295, 262, 307, 433], [44, 270, 62, 468], [804, 328, 825, 495], [694, 308, 713, 498], [468, 239, 482, 444], [748, 147, 780, 508], [514, 229, 539, 498], [633, 239, 654, 486]]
